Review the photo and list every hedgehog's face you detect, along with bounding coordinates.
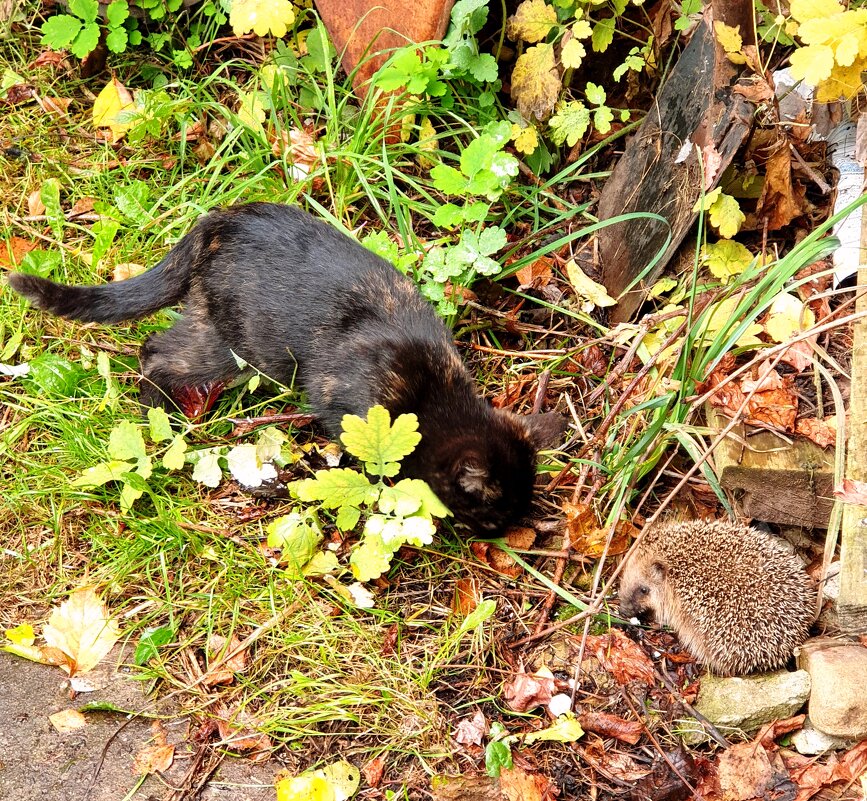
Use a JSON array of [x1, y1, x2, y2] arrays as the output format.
[[618, 555, 667, 624]]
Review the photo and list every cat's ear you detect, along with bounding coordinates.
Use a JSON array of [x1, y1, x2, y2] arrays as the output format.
[[453, 456, 501, 501], [520, 412, 568, 450]]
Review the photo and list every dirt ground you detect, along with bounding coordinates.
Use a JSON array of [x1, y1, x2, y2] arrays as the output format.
[[0, 650, 276, 801]]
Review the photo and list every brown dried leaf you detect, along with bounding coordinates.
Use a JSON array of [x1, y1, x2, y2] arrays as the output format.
[[40, 96, 71, 116], [515, 256, 553, 290], [361, 755, 385, 788], [204, 634, 248, 686], [756, 714, 805, 748], [0, 236, 38, 267], [27, 188, 45, 216], [112, 263, 146, 282], [755, 140, 804, 230], [585, 629, 655, 685], [499, 765, 549, 801], [502, 668, 556, 712], [833, 478, 867, 506], [733, 77, 775, 104], [3, 83, 35, 105], [578, 711, 643, 744], [795, 416, 836, 448], [454, 708, 488, 746], [49, 708, 87, 732], [453, 576, 482, 617], [717, 742, 794, 801], [70, 197, 96, 216], [215, 706, 271, 757], [132, 744, 175, 775], [29, 50, 67, 68]]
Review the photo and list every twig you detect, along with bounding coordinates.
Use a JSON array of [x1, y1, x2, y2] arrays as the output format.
[[532, 369, 552, 414]]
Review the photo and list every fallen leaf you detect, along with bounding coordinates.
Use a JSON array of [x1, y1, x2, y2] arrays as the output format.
[[27, 188, 45, 216], [733, 76, 775, 104], [272, 127, 319, 179], [454, 708, 488, 745], [563, 501, 633, 557], [789, 739, 867, 801], [764, 292, 816, 343], [49, 708, 87, 732], [112, 263, 146, 282], [585, 629, 655, 685], [92, 77, 135, 142], [833, 478, 867, 506], [453, 576, 482, 617], [30, 49, 66, 68], [795, 416, 836, 448], [42, 587, 121, 676], [718, 742, 795, 801], [515, 257, 553, 290], [40, 95, 71, 116], [502, 666, 556, 712], [203, 634, 248, 686], [778, 338, 815, 372], [755, 140, 805, 230], [499, 765, 550, 801], [215, 705, 272, 756], [0, 236, 38, 267], [70, 197, 96, 216], [578, 711, 644, 744], [565, 258, 617, 312], [361, 755, 385, 788], [132, 744, 175, 775]]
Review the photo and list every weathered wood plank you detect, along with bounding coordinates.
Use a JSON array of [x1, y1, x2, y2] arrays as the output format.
[[597, 3, 754, 323], [839, 208, 867, 634], [706, 406, 835, 529], [316, 0, 455, 96]]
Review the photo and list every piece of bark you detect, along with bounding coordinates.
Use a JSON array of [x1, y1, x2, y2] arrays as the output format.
[[597, 2, 755, 322], [706, 406, 835, 529], [316, 0, 455, 96]]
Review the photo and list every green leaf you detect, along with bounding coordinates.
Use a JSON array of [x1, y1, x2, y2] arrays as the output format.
[[267, 512, 322, 578], [593, 105, 614, 135], [73, 460, 135, 488], [302, 550, 340, 577], [27, 353, 84, 396], [303, 23, 336, 72], [585, 81, 606, 106], [41, 15, 83, 49], [591, 18, 615, 52], [69, 0, 99, 23], [70, 23, 100, 58], [485, 738, 513, 778], [477, 225, 507, 256], [432, 202, 465, 228], [458, 598, 496, 634], [91, 219, 120, 268], [134, 625, 174, 665], [105, 27, 129, 53], [335, 504, 362, 532], [431, 163, 468, 195], [339, 406, 421, 475], [291, 468, 379, 509], [147, 406, 174, 443], [549, 100, 590, 146], [105, 0, 129, 26], [39, 178, 63, 236], [468, 52, 498, 82], [378, 485, 423, 517], [108, 420, 147, 461], [162, 435, 187, 471], [114, 181, 152, 224]]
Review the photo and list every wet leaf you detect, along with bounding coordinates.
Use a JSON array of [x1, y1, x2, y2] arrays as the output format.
[[502, 666, 556, 712], [42, 588, 121, 676]]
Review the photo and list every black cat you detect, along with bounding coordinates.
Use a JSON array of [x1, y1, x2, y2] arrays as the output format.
[[8, 203, 563, 532]]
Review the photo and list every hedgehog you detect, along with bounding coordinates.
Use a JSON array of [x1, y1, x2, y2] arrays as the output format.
[[618, 519, 814, 675]]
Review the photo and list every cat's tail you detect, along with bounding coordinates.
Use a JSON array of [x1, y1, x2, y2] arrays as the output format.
[[6, 228, 199, 324]]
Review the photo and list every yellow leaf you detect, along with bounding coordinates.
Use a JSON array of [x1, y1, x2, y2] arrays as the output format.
[[507, 0, 558, 43], [236, 91, 267, 130], [790, 0, 844, 23], [42, 587, 121, 676], [561, 37, 586, 69], [701, 297, 763, 348], [5, 623, 36, 646], [417, 116, 438, 169], [511, 122, 539, 154], [834, 31, 860, 67], [708, 192, 745, 238], [510, 43, 561, 121], [789, 44, 836, 85], [714, 21, 743, 53], [49, 709, 87, 732], [693, 186, 722, 213], [276, 775, 335, 801], [704, 239, 754, 280], [571, 19, 592, 39], [92, 78, 135, 142], [565, 258, 616, 311], [765, 292, 816, 342], [230, 0, 296, 37], [112, 263, 146, 282], [815, 58, 867, 101]]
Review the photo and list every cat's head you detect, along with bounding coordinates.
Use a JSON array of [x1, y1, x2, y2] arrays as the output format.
[[420, 411, 566, 535]]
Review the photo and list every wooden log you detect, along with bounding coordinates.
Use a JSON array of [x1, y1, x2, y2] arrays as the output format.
[[597, 2, 754, 323], [315, 0, 455, 96], [706, 406, 835, 529], [838, 207, 867, 634]]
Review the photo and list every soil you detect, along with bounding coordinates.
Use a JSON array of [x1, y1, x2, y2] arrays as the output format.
[[0, 650, 275, 801]]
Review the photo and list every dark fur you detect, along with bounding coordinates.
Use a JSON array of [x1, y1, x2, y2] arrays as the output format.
[[8, 203, 564, 532]]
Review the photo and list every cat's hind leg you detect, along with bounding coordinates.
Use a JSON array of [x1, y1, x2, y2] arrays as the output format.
[[138, 311, 241, 411]]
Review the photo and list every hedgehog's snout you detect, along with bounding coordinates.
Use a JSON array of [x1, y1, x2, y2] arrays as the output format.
[[619, 585, 655, 623]]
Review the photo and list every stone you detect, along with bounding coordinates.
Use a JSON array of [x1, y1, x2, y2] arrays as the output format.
[[791, 718, 854, 755], [798, 639, 867, 739], [691, 670, 811, 738]]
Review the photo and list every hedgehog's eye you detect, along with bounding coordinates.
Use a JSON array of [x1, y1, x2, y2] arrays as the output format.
[[639, 586, 650, 596]]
